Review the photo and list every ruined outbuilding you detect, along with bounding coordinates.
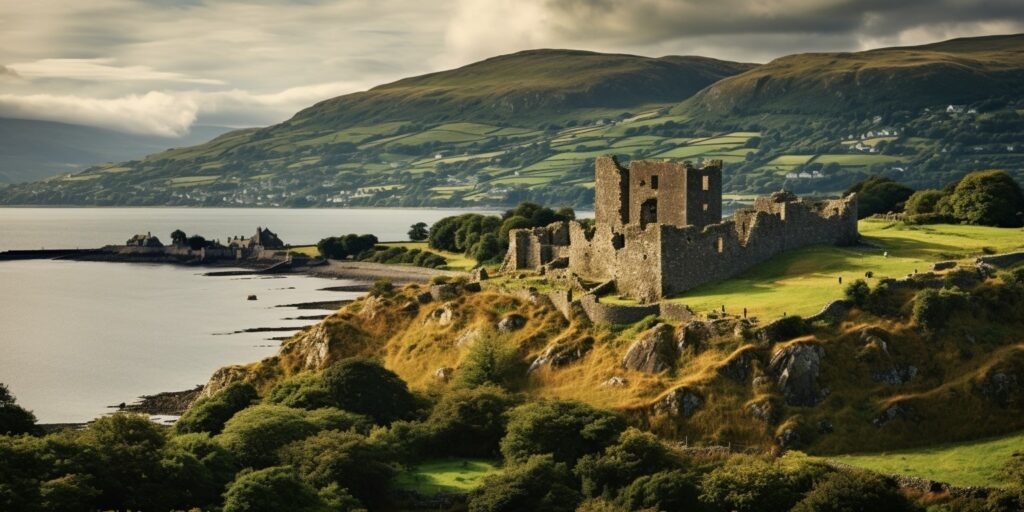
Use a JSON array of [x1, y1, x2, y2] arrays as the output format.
[[503, 155, 859, 303]]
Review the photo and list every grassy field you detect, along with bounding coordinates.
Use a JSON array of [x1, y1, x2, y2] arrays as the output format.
[[671, 220, 1024, 319], [393, 459, 501, 496], [829, 430, 1024, 488]]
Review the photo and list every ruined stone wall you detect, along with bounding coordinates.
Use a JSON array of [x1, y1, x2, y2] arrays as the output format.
[[684, 159, 722, 231], [502, 222, 572, 271], [578, 294, 660, 324], [657, 194, 859, 297], [567, 221, 664, 303], [594, 156, 630, 227]]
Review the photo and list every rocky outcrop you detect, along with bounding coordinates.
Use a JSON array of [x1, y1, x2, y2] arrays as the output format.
[[769, 342, 826, 406], [873, 402, 915, 427], [717, 348, 754, 383], [932, 261, 957, 271], [497, 314, 527, 333], [433, 367, 454, 382], [804, 300, 851, 324], [426, 302, 457, 326], [746, 398, 779, 425], [678, 320, 712, 352], [429, 284, 459, 301], [872, 365, 918, 386], [454, 327, 483, 348], [528, 337, 594, 372], [623, 323, 679, 373], [472, 267, 489, 281], [602, 376, 628, 387], [654, 387, 703, 418], [978, 371, 1022, 407]]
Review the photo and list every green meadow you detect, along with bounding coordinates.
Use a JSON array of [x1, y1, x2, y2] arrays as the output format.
[[393, 459, 502, 496]]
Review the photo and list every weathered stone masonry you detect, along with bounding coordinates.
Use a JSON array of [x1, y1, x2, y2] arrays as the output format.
[[504, 155, 859, 304]]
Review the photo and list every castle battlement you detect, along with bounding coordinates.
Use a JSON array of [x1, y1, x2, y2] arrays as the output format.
[[503, 155, 859, 303]]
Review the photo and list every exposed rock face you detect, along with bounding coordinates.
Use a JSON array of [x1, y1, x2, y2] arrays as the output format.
[[528, 337, 594, 372], [497, 314, 527, 333], [426, 302, 457, 326], [769, 342, 826, 406], [776, 427, 801, 449], [416, 292, 433, 304], [717, 349, 754, 382], [281, 322, 333, 371], [602, 376, 628, 387], [678, 321, 711, 353], [932, 261, 957, 271], [623, 323, 679, 373], [358, 295, 387, 320], [873, 402, 914, 427], [979, 371, 1021, 407], [429, 284, 459, 301], [198, 365, 253, 401], [746, 398, 779, 424], [873, 365, 918, 385], [654, 387, 704, 417], [472, 267, 489, 281], [400, 300, 419, 313], [433, 367, 454, 382]]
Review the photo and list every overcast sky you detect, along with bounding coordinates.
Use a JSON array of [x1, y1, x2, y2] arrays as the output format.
[[1, 0, 1022, 136]]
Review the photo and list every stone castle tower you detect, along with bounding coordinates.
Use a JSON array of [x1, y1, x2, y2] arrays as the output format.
[[595, 156, 722, 230], [503, 155, 859, 304]]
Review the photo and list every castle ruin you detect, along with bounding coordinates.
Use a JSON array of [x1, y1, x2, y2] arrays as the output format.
[[503, 155, 859, 303]]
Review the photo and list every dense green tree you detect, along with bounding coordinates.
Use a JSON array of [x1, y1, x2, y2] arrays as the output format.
[[942, 170, 1024, 227], [159, 433, 238, 510], [467, 454, 581, 512], [792, 471, 914, 512], [501, 400, 626, 466], [904, 189, 945, 215], [79, 413, 167, 510], [317, 234, 380, 259], [266, 358, 417, 425], [912, 287, 971, 330], [215, 405, 369, 468], [846, 175, 915, 218], [0, 383, 38, 435], [187, 234, 209, 250], [421, 385, 521, 457], [223, 466, 327, 512], [175, 382, 258, 435], [617, 470, 700, 511], [700, 457, 820, 512], [170, 229, 188, 246], [278, 430, 394, 506], [575, 428, 678, 498], [408, 222, 429, 241]]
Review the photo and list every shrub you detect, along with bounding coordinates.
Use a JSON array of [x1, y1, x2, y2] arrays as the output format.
[[159, 433, 238, 510], [266, 358, 417, 425], [0, 383, 38, 435], [791, 470, 914, 512], [865, 281, 901, 316], [905, 189, 945, 215], [408, 222, 429, 241], [175, 382, 258, 435], [317, 234, 379, 259], [846, 176, 914, 218], [222, 466, 327, 512], [905, 212, 957, 225], [80, 413, 168, 510], [420, 385, 521, 457], [699, 457, 816, 512], [278, 430, 394, 507], [575, 428, 678, 498], [467, 454, 581, 512], [618, 470, 700, 511], [368, 278, 394, 297], [501, 400, 626, 466], [215, 405, 369, 467], [453, 333, 522, 390], [844, 279, 870, 307], [912, 287, 971, 330]]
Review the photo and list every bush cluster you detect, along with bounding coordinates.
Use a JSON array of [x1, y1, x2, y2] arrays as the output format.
[[428, 202, 574, 264]]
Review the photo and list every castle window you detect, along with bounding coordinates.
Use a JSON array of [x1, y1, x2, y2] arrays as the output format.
[[717, 237, 724, 254], [651, 175, 659, 189], [702, 203, 709, 212], [703, 175, 710, 191]]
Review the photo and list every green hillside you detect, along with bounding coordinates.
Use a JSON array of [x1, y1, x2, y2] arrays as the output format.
[[680, 34, 1024, 116], [1, 35, 1023, 207]]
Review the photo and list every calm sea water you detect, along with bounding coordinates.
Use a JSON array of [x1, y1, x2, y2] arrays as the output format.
[[0, 207, 504, 423], [0, 207, 499, 251]]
